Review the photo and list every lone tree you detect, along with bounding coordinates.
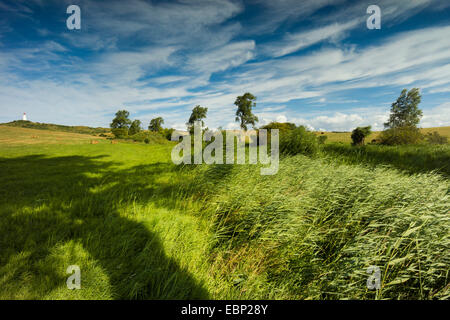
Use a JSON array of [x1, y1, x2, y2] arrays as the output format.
[[235, 92, 258, 130], [110, 109, 132, 138], [129, 119, 142, 135], [187, 105, 208, 132], [149, 117, 164, 132], [380, 88, 423, 145], [384, 88, 422, 129], [110, 110, 131, 128], [351, 126, 372, 146]]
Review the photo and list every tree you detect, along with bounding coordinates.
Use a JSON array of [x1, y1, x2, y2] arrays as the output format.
[[235, 93, 258, 130], [351, 126, 372, 146], [261, 121, 296, 132], [380, 88, 423, 145], [110, 109, 132, 138], [129, 119, 142, 135], [187, 105, 208, 132], [149, 117, 164, 132], [110, 110, 131, 129], [384, 88, 422, 129], [162, 127, 175, 140]]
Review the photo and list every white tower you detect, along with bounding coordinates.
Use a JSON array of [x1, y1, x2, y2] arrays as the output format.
[[22, 112, 27, 121]]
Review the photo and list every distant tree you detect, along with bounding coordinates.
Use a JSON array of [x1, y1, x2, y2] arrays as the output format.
[[149, 117, 164, 132], [261, 122, 296, 132], [380, 88, 423, 145], [384, 88, 422, 129], [110, 110, 131, 129], [351, 126, 372, 146], [235, 93, 258, 130], [187, 105, 208, 132], [129, 119, 142, 135], [161, 127, 175, 140], [110, 110, 132, 138]]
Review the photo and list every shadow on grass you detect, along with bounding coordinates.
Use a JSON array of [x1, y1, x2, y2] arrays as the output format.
[[0, 154, 209, 299], [323, 143, 450, 176]]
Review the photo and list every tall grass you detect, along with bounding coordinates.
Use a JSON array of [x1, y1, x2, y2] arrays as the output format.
[[323, 143, 450, 176], [1, 134, 449, 299], [183, 155, 450, 299]]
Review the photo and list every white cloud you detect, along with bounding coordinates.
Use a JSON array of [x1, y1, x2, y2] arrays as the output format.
[[187, 41, 255, 77], [0, 0, 449, 132], [420, 102, 450, 128], [262, 20, 359, 57]]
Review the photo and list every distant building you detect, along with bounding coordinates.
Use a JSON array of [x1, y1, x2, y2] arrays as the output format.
[[22, 112, 27, 121]]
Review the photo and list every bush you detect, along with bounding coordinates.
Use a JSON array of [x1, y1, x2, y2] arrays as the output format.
[[280, 126, 319, 156], [162, 128, 175, 141], [379, 126, 423, 145], [318, 135, 327, 145], [111, 127, 128, 139], [261, 122, 296, 132], [144, 138, 150, 144], [425, 131, 448, 145], [128, 131, 167, 144], [351, 126, 371, 146]]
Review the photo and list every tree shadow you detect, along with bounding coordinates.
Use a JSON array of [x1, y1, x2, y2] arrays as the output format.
[[0, 154, 209, 299]]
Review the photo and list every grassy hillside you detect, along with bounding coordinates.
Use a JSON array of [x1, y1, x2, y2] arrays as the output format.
[[317, 126, 450, 144], [0, 125, 107, 146], [1, 120, 110, 136]]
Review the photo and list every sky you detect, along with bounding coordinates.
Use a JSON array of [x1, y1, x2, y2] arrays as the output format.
[[0, 0, 449, 131]]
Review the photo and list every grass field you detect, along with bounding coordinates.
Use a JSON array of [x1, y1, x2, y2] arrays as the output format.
[[0, 126, 449, 299]]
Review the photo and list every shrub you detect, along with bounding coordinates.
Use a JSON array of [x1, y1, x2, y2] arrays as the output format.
[[379, 126, 423, 145], [279, 126, 319, 156], [351, 126, 372, 146], [425, 131, 448, 145], [259, 122, 296, 145], [261, 122, 296, 132], [318, 135, 327, 145], [128, 119, 142, 135], [128, 131, 167, 144], [111, 127, 128, 139], [162, 128, 175, 141], [144, 138, 150, 144]]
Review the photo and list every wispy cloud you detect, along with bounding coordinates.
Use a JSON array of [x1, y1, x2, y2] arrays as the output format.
[[0, 0, 449, 131]]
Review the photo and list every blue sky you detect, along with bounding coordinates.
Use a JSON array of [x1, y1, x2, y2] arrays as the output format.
[[0, 0, 449, 131]]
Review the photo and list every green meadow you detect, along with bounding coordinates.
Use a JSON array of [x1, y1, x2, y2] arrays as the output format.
[[0, 125, 449, 299]]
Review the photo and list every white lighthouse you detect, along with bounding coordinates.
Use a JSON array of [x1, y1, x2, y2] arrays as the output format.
[[22, 112, 27, 121]]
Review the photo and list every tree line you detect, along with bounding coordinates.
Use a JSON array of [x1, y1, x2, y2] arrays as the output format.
[[110, 88, 446, 146], [110, 92, 260, 139]]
